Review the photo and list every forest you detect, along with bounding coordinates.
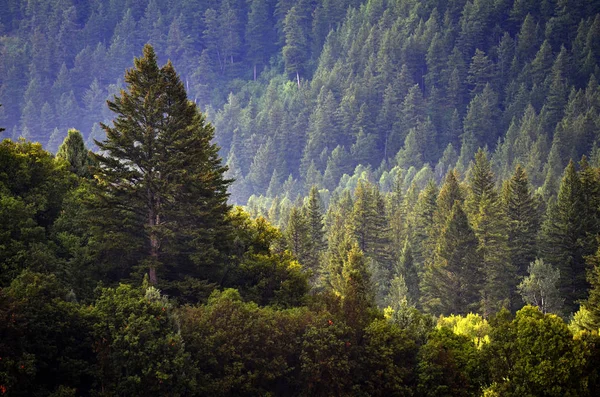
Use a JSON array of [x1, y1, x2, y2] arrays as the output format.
[[3, 0, 600, 395]]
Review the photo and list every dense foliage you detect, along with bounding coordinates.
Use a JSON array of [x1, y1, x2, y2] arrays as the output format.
[[3, 0, 600, 395], [3, 0, 600, 205]]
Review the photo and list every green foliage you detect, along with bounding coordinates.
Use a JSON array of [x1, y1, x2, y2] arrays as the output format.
[[180, 289, 311, 395], [437, 313, 491, 349], [4, 2, 600, 395], [484, 306, 588, 396], [518, 259, 563, 315], [422, 202, 482, 316], [299, 315, 354, 396], [56, 129, 93, 177], [0, 271, 95, 396], [92, 45, 231, 291], [0, 139, 75, 286], [92, 284, 193, 396], [417, 327, 486, 397], [358, 319, 418, 396]]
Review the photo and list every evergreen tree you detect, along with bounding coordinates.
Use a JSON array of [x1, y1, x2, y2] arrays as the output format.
[[584, 241, 600, 329], [421, 202, 482, 316], [304, 186, 326, 267], [285, 206, 311, 265], [56, 129, 92, 178], [246, 0, 274, 80], [283, 6, 309, 87], [503, 165, 539, 283], [409, 180, 438, 271], [93, 45, 231, 288], [341, 243, 375, 329], [396, 239, 419, 307], [467, 150, 514, 315], [539, 160, 586, 313]]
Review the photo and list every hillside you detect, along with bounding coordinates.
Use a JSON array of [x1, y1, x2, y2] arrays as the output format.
[[4, 1, 600, 395], [2, 0, 600, 205]]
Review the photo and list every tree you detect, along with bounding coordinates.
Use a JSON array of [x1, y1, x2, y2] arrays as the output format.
[[503, 165, 539, 282], [467, 149, 514, 315], [92, 283, 192, 395], [518, 259, 563, 315], [246, 0, 274, 80], [584, 241, 600, 330], [485, 306, 587, 396], [304, 186, 326, 276], [285, 206, 311, 264], [417, 327, 486, 397], [0, 271, 95, 396], [539, 160, 586, 313], [56, 129, 93, 178], [421, 203, 482, 316], [283, 6, 309, 87], [396, 239, 419, 306], [93, 45, 231, 287], [341, 244, 376, 329]]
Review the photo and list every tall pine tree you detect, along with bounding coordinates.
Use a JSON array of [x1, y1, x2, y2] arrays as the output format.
[[93, 45, 231, 289]]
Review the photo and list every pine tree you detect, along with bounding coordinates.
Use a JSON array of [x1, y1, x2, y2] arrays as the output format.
[[303, 186, 326, 276], [341, 244, 375, 329], [467, 49, 495, 97], [56, 129, 93, 178], [409, 180, 438, 271], [584, 241, 600, 329], [285, 206, 311, 264], [467, 150, 514, 315], [246, 0, 274, 80], [396, 239, 419, 307], [283, 5, 309, 87], [92, 45, 231, 287], [421, 202, 482, 316], [350, 181, 376, 254], [503, 165, 539, 284], [539, 160, 585, 313]]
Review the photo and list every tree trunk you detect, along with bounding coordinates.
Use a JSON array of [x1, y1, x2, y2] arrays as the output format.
[[254, 64, 257, 81], [296, 71, 300, 88]]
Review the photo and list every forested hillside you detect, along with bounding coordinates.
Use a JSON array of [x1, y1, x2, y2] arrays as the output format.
[[3, 0, 600, 203], [4, 0, 600, 395]]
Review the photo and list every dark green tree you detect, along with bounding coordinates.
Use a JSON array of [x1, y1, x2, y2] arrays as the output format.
[[502, 165, 539, 283], [540, 160, 586, 314], [283, 6, 309, 87], [92, 283, 192, 396], [421, 203, 482, 316], [93, 45, 231, 288]]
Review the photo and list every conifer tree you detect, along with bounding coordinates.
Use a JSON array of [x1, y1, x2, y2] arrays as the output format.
[[93, 45, 231, 287], [409, 180, 438, 270], [56, 129, 93, 178], [283, 6, 309, 87], [584, 241, 600, 329], [540, 160, 585, 313], [397, 238, 419, 307], [350, 181, 376, 254], [503, 165, 539, 283], [285, 206, 311, 264], [467, 150, 514, 315], [341, 244, 375, 329], [421, 202, 482, 316], [434, 170, 463, 228]]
